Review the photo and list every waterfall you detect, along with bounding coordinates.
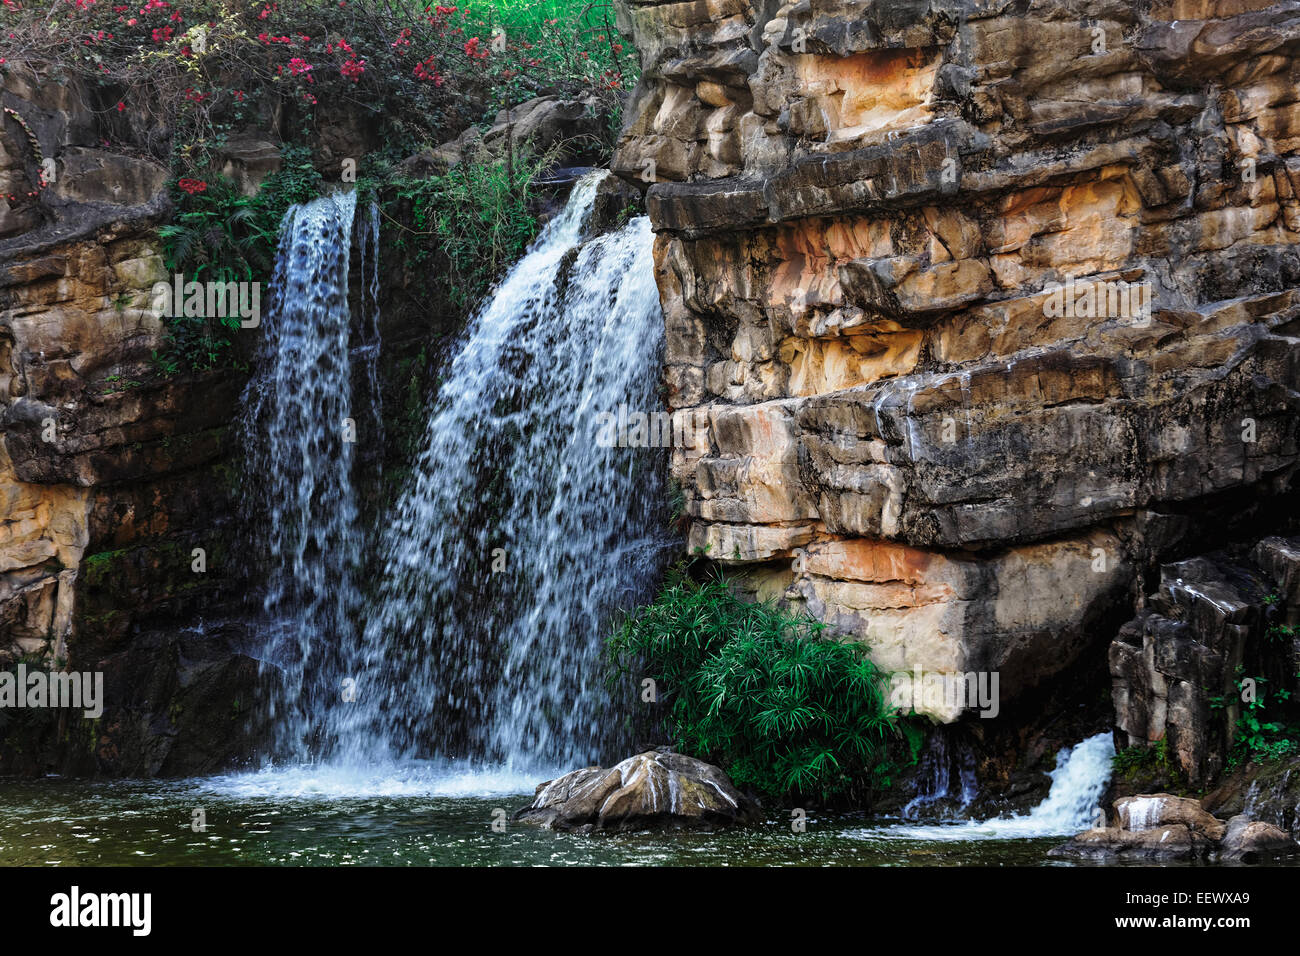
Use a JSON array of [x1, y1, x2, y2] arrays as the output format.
[[334, 171, 669, 771], [857, 732, 1116, 840], [902, 726, 978, 819], [355, 200, 384, 466], [240, 191, 365, 762]]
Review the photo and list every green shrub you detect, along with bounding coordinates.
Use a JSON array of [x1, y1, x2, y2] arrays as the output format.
[[388, 142, 558, 313], [155, 147, 322, 372], [606, 572, 903, 803], [1210, 671, 1300, 768]]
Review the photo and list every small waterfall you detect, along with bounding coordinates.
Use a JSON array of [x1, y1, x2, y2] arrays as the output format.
[[1007, 732, 1115, 834], [339, 172, 669, 771], [240, 191, 365, 762], [858, 732, 1115, 840], [902, 726, 978, 819]]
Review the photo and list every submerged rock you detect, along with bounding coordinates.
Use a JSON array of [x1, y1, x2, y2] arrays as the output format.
[[1050, 824, 1219, 862], [514, 751, 761, 834]]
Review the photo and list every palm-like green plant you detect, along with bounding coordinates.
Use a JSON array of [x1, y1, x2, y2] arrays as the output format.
[[607, 571, 905, 804]]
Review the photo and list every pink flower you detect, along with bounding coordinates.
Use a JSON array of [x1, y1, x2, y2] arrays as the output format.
[[340, 57, 365, 81]]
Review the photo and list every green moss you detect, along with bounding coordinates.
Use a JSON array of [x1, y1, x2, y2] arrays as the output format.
[[82, 549, 130, 589]]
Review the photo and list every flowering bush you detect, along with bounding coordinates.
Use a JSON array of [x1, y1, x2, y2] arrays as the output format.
[[0, 0, 638, 170]]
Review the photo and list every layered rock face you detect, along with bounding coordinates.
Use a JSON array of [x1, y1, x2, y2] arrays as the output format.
[[612, 0, 1300, 721], [1112, 537, 1300, 783], [1, 70, 257, 773]]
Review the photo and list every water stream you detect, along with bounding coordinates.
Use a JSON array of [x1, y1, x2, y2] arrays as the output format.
[[239, 174, 667, 775], [239, 190, 366, 763], [860, 732, 1118, 841]]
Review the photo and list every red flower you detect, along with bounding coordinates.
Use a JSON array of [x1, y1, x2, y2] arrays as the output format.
[[340, 57, 365, 81], [177, 178, 207, 195], [115, 100, 125, 111], [413, 54, 442, 85]]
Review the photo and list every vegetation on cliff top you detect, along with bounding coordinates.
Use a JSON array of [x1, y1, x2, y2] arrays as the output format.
[[2, 0, 637, 371], [0, 0, 636, 165]]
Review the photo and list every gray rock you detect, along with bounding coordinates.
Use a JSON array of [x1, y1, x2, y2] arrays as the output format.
[[1220, 814, 1299, 862], [514, 750, 761, 833]]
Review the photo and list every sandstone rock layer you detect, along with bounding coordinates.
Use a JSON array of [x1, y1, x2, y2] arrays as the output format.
[[613, 0, 1300, 719]]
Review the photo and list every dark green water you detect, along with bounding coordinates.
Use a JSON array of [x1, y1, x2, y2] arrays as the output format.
[[0, 764, 1126, 867]]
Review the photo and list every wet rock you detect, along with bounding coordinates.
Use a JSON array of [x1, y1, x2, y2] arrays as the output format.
[[1204, 759, 1300, 831], [1050, 792, 1299, 861], [1114, 793, 1226, 841], [514, 750, 761, 833], [0, 66, 253, 775], [1111, 540, 1300, 784], [1220, 814, 1299, 862], [1049, 824, 1217, 862]]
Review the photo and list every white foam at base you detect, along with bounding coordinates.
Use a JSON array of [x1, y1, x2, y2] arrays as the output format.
[[185, 761, 550, 801], [852, 731, 1116, 842]]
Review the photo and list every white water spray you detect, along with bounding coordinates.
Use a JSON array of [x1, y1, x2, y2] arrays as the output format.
[[857, 732, 1116, 841], [334, 172, 670, 770], [240, 191, 366, 762]]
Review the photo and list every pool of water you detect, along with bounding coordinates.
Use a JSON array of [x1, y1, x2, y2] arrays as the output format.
[[0, 762, 1182, 867]]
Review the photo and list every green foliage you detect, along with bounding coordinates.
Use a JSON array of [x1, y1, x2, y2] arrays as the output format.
[[389, 143, 556, 313], [7, 0, 636, 165], [156, 147, 322, 372], [1211, 672, 1300, 767], [606, 571, 903, 803], [1113, 739, 1172, 780]]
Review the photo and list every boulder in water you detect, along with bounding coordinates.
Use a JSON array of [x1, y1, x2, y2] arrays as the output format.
[[1049, 823, 1218, 861], [1050, 792, 1299, 861], [514, 751, 761, 834], [1114, 793, 1227, 841], [1220, 815, 1299, 862]]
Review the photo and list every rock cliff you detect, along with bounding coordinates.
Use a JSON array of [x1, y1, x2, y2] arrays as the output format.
[[612, 0, 1300, 731], [0, 69, 259, 773]]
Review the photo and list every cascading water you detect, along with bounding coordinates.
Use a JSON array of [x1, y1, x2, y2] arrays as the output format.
[[328, 171, 669, 772], [240, 190, 367, 762], [902, 726, 979, 819], [856, 732, 1116, 840], [355, 200, 385, 465]]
